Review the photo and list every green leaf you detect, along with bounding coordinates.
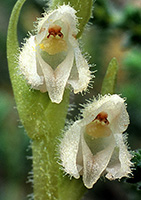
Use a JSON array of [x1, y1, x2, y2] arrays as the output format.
[[51, 0, 93, 38], [101, 57, 118, 95], [125, 150, 141, 190], [132, 149, 141, 168], [7, 0, 26, 63]]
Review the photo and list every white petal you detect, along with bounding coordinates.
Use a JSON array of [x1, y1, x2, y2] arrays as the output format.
[[106, 133, 132, 180], [60, 121, 82, 178], [81, 133, 116, 188], [110, 99, 130, 134], [82, 94, 129, 133], [68, 40, 91, 93], [37, 47, 74, 103], [36, 5, 78, 45], [19, 36, 43, 88]]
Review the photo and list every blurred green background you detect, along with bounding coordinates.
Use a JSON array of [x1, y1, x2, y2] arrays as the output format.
[[0, 0, 141, 199]]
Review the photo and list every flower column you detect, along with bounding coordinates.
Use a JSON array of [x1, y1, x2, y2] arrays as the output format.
[[7, 1, 93, 200]]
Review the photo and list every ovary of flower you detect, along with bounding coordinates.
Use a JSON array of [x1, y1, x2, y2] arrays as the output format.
[[19, 5, 92, 104], [60, 94, 133, 188]]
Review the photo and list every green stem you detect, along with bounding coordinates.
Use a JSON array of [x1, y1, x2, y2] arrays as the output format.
[[32, 138, 59, 200], [32, 90, 86, 200], [32, 140, 87, 200]]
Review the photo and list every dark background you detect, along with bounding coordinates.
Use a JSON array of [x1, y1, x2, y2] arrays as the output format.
[[0, 0, 141, 199]]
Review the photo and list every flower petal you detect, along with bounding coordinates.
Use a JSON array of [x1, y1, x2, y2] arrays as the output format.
[[81, 133, 116, 188], [37, 47, 74, 103], [68, 40, 91, 93], [59, 94, 132, 188], [82, 94, 129, 133], [60, 121, 82, 178], [19, 36, 43, 88], [106, 133, 132, 180], [36, 5, 78, 45]]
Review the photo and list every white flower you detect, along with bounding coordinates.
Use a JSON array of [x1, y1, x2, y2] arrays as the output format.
[[19, 5, 92, 104], [60, 94, 133, 188]]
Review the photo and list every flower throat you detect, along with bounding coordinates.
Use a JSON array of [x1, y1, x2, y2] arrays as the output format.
[[39, 24, 67, 55]]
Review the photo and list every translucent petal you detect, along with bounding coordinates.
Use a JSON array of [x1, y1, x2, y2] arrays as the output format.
[[68, 40, 91, 93], [106, 133, 132, 180], [19, 36, 43, 88], [81, 133, 115, 188], [60, 121, 82, 178], [37, 47, 74, 103]]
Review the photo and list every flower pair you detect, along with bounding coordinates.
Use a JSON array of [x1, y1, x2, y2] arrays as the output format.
[[19, 5, 91, 104], [19, 5, 132, 188], [60, 94, 132, 188]]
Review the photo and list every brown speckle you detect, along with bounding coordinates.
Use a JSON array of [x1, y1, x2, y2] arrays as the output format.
[[72, 34, 76, 39]]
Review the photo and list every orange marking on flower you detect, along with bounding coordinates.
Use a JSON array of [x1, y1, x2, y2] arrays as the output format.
[[94, 111, 109, 125], [47, 24, 63, 38]]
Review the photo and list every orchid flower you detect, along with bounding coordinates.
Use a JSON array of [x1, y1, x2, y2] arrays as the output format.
[[19, 5, 92, 104], [60, 94, 133, 188]]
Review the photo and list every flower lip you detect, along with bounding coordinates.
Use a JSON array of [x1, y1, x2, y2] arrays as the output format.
[[85, 111, 111, 139]]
